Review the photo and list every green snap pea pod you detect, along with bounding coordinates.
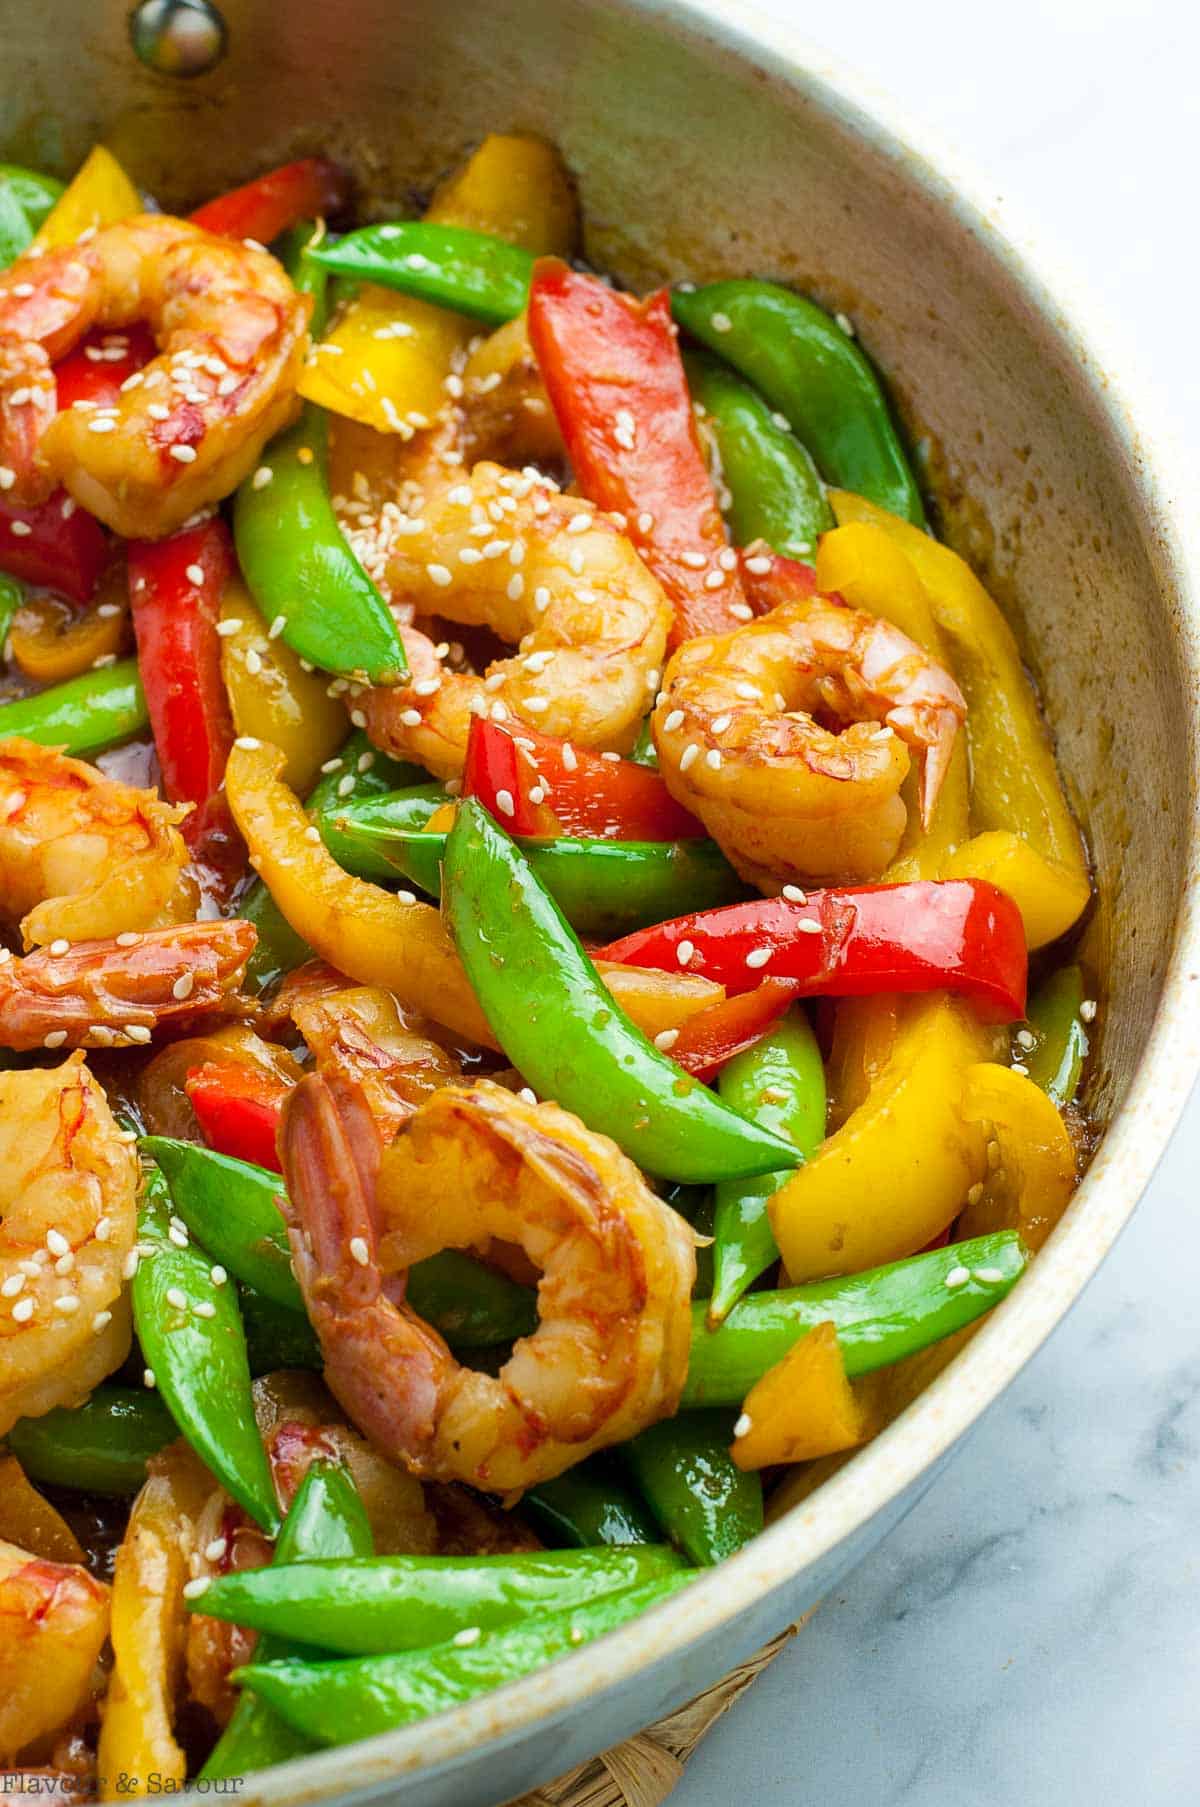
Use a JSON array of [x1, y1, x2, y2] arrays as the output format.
[[234, 407, 406, 684], [194, 1546, 684, 1655], [628, 716, 658, 768], [6, 1386, 176, 1496], [0, 575, 23, 647], [324, 806, 743, 937], [277, 219, 331, 335], [0, 658, 147, 756], [240, 1284, 321, 1376], [444, 800, 797, 1184], [241, 730, 425, 993], [307, 222, 534, 327], [133, 1164, 281, 1534], [624, 1412, 761, 1566], [686, 350, 832, 558], [235, 1572, 691, 1746], [143, 1137, 537, 1345], [0, 184, 32, 270], [710, 1008, 826, 1323], [1023, 964, 1089, 1107], [523, 1459, 659, 1548], [0, 165, 64, 232], [672, 281, 926, 526], [202, 1458, 374, 1781], [684, 1229, 1027, 1408]]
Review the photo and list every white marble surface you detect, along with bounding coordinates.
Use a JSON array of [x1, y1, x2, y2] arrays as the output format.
[[677, 2, 1199, 1801]]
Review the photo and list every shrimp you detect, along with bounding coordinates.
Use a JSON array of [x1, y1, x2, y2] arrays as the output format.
[[280, 1073, 695, 1492], [0, 920, 255, 1053], [653, 590, 966, 889], [0, 1056, 138, 1439], [0, 739, 191, 949], [0, 1539, 110, 1763], [0, 214, 309, 538], [362, 462, 671, 777]]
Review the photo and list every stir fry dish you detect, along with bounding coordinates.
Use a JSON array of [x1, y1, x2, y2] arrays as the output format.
[[0, 136, 1095, 1789]]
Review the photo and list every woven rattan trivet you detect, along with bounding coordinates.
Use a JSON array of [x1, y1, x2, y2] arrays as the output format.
[[509, 1618, 810, 1807]]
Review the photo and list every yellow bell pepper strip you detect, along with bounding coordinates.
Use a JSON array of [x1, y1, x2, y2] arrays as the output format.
[[829, 491, 1091, 919], [0, 1453, 86, 1563], [730, 1321, 872, 1469], [225, 737, 495, 1047], [815, 520, 970, 878], [218, 578, 346, 794], [944, 830, 1089, 951], [7, 586, 126, 685], [1024, 963, 1090, 1105], [824, 992, 899, 1129], [33, 145, 140, 250], [97, 1443, 211, 1802], [770, 993, 990, 1282], [299, 133, 575, 433], [957, 1061, 1077, 1250]]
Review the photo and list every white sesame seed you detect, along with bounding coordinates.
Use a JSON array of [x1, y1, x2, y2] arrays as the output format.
[[710, 714, 731, 735], [944, 1265, 971, 1289], [568, 549, 585, 575], [654, 1028, 680, 1051], [349, 1236, 370, 1267], [795, 918, 822, 935], [182, 1577, 211, 1601], [494, 788, 516, 818], [0, 467, 13, 489], [43, 1029, 68, 1049], [426, 563, 453, 587], [703, 569, 726, 590], [1015, 1028, 1037, 1051], [561, 742, 577, 772], [115, 930, 141, 947], [835, 311, 856, 337], [974, 1266, 1006, 1285], [166, 1288, 187, 1311], [681, 551, 708, 570], [1079, 999, 1097, 1023], [566, 513, 593, 535], [11, 1297, 34, 1322], [184, 562, 206, 586], [399, 708, 422, 727], [533, 585, 551, 612], [676, 939, 695, 967], [205, 1537, 229, 1564], [663, 709, 685, 733], [251, 465, 274, 489], [518, 1087, 537, 1106], [243, 647, 263, 677], [781, 885, 808, 904], [733, 1412, 753, 1438], [234, 736, 262, 751], [730, 602, 754, 621], [124, 1024, 153, 1044], [215, 617, 242, 638], [143, 1368, 156, 1388], [679, 743, 700, 773], [46, 1229, 70, 1257], [192, 1300, 217, 1319], [744, 554, 772, 576], [507, 573, 524, 602], [123, 1252, 140, 1281], [1, 1274, 23, 1298], [172, 971, 194, 1001], [1011, 1061, 1030, 1076], [169, 444, 198, 463], [55, 1251, 75, 1275], [745, 947, 772, 969], [10, 520, 32, 537], [92, 1309, 113, 1333], [705, 748, 722, 770], [211, 1266, 227, 1286], [54, 1294, 80, 1315]]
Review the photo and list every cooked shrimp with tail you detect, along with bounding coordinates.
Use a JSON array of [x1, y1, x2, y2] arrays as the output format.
[[0, 1538, 110, 1763], [0, 739, 193, 948], [0, 215, 309, 537], [280, 1073, 695, 1492], [0, 919, 254, 1053], [654, 585, 966, 889], [0, 1056, 137, 1438], [363, 462, 671, 777]]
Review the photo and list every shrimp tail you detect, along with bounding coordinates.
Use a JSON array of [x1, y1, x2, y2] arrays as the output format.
[[914, 705, 962, 828], [279, 1074, 451, 1462]]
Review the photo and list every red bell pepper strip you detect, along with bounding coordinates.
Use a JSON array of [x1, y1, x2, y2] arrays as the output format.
[[488, 719, 706, 841], [666, 978, 800, 1082], [462, 716, 561, 836], [54, 323, 156, 413], [185, 1062, 289, 1173], [527, 260, 750, 649], [190, 158, 351, 243], [127, 518, 244, 889], [599, 880, 1028, 1022], [0, 491, 108, 605], [738, 548, 819, 614]]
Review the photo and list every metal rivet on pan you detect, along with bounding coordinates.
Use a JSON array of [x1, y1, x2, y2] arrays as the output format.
[[128, 0, 228, 78]]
